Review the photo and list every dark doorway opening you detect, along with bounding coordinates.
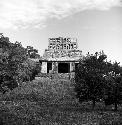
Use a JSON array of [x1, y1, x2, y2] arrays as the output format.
[[58, 63, 70, 73], [39, 60, 42, 65], [47, 62, 52, 73], [75, 63, 79, 71]]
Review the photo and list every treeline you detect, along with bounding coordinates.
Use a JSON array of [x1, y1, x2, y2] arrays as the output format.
[[0, 34, 41, 93], [74, 51, 122, 111]]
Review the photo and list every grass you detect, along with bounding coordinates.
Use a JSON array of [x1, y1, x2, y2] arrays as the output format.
[[0, 77, 122, 125], [0, 100, 122, 125]]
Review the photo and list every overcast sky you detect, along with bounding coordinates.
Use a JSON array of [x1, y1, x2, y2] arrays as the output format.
[[0, 0, 122, 64]]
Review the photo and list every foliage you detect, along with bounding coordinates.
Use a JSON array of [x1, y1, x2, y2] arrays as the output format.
[[75, 51, 122, 110], [1, 78, 76, 107], [18, 59, 41, 82], [26, 46, 40, 59], [103, 62, 122, 111], [0, 37, 24, 91], [0, 79, 122, 125], [75, 52, 107, 109], [0, 35, 41, 92]]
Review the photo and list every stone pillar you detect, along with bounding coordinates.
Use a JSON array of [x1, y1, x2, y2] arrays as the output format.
[[41, 62, 47, 73], [52, 62, 58, 73], [70, 62, 73, 72], [52, 62, 59, 79], [70, 62, 75, 72]]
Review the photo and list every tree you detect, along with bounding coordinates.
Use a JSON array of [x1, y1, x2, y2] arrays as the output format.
[[104, 62, 122, 111], [0, 35, 41, 93], [26, 46, 40, 59], [75, 50, 122, 111], [0, 35, 27, 92], [20, 59, 41, 82], [74, 51, 108, 109], [0, 35, 12, 92], [7, 41, 27, 84]]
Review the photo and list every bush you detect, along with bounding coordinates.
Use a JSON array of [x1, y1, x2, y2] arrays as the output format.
[[2, 78, 77, 106]]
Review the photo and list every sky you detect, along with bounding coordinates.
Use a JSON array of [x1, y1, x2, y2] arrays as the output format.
[[0, 0, 122, 64]]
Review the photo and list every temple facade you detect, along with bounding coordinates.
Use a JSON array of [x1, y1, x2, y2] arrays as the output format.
[[40, 37, 84, 74]]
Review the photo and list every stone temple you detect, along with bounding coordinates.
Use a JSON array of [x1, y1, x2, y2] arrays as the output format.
[[39, 37, 84, 75]]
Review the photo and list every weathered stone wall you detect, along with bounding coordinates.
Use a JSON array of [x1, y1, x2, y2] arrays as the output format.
[[41, 62, 47, 73], [40, 37, 83, 74]]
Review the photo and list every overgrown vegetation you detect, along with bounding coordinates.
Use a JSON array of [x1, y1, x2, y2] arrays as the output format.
[[0, 78, 122, 125], [74, 51, 122, 111], [0, 34, 122, 124], [0, 34, 41, 93]]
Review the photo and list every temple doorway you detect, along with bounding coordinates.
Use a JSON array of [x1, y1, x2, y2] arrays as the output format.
[[47, 62, 52, 73], [58, 63, 70, 73]]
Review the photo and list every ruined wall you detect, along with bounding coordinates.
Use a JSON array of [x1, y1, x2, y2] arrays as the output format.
[[41, 62, 47, 73], [43, 37, 82, 59], [41, 37, 83, 74]]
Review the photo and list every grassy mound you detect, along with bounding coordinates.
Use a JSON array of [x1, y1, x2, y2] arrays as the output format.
[[1, 78, 78, 106], [0, 78, 122, 125]]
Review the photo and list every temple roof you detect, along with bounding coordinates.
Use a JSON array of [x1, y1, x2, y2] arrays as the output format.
[[39, 37, 85, 62], [39, 55, 85, 62]]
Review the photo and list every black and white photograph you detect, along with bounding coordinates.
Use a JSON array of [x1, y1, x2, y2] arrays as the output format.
[[0, 0, 122, 124]]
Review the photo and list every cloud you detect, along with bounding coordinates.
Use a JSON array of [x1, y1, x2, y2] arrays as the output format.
[[0, 0, 121, 29]]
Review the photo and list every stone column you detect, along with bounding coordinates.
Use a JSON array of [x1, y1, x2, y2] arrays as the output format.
[[70, 62, 75, 72], [41, 62, 47, 73], [52, 62, 58, 73], [52, 62, 59, 79], [70, 62, 73, 72]]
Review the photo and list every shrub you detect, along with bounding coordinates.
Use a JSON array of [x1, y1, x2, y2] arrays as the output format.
[[2, 78, 77, 106]]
